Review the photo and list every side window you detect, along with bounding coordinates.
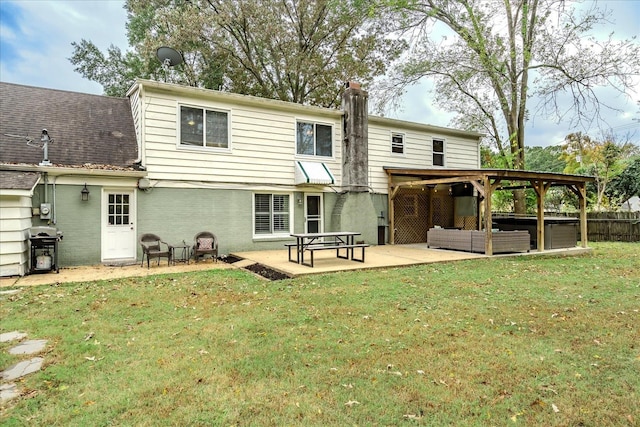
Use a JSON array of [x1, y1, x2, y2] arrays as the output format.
[[180, 105, 229, 149], [254, 194, 290, 235], [391, 133, 404, 154], [433, 138, 445, 166], [296, 121, 332, 157]]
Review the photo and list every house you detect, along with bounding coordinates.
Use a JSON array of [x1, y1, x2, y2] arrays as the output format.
[[1, 80, 484, 275], [1, 80, 595, 277]]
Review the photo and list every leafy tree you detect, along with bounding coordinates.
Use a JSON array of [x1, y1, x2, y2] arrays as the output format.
[[606, 156, 640, 208], [69, 40, 154, 97], [561, 132, 636, 210], [379, 0, 639, 213], [70, 0, 406, 106], [524, 146, 566, 173]]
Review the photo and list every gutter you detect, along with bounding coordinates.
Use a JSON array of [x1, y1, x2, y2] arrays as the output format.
[[0, 164, 147, 178]]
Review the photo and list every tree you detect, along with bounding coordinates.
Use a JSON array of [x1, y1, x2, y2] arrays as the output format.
[[606, 157, 640, 208], [524, 146, 566, 173], [561, 132, 637, 210], [69, 40, 157, 97], [70, 0, 406, 107], [379, 0, 639, 213]]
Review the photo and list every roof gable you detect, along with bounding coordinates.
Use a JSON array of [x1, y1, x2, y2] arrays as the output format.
[[0, 82, 138, 168]]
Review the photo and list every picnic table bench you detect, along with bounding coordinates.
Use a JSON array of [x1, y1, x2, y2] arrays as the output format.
[[287, 232, 369, 267]]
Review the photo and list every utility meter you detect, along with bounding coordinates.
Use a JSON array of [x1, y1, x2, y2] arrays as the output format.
[[40, 203, 52, 220]]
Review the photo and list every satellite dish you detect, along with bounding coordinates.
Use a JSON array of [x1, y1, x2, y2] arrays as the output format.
[[156, 46, 183, 67]]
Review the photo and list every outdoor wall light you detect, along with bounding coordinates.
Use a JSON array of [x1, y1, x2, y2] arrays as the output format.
[[297, 196, 303, 206], [81, 183, 90, 201]]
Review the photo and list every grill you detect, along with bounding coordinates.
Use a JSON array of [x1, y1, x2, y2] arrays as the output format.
[[29, 226, 63, 274]]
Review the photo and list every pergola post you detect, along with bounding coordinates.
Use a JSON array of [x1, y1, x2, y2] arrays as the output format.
[[578, 183, 588, 248], [388, 173, 395, 244], [484, 177, 493, 256], [532, 180, 550, 252]]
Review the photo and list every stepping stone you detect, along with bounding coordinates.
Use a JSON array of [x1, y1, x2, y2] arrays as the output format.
[[0, 383, 19, 403], [0, 289, 21, 296], [9, 339, 48, 355], [0, 331, 27, 343], [1, 357, 44, 381]]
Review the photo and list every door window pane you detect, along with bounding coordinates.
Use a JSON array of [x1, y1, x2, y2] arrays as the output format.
[[107, 193, 131, 226]]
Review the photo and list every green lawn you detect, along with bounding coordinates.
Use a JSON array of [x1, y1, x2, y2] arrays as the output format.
[[1, 242, 638, 426]]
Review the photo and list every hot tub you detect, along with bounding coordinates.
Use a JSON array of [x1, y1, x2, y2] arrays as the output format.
[[492, 217, 578, 249]]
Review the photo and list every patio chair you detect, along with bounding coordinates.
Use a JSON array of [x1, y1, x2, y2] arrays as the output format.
[[139, 233, 172, 268], [193, 231, 218, 263]]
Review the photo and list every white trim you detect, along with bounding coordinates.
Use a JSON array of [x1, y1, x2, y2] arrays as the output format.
[[176, 103, 232, 152], [101, 188, 137, 262], [432, 137, 446, 167], [294, 119, 334, 159], [304, 193, 324, 234], [391, 131, 405, 156], [252, 192, 293, 239]]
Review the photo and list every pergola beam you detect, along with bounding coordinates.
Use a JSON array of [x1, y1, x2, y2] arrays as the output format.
[[384, 168, 594, 253]]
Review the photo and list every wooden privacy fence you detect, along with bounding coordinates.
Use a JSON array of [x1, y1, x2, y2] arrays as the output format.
[[550, 212, 640, 242]]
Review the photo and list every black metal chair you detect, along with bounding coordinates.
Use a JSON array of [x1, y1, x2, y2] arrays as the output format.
[[193, 232, 218, 263], [139, 233, 171, 268]]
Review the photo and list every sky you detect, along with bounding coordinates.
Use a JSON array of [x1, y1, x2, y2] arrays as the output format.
[[1, 0, 639, 148]]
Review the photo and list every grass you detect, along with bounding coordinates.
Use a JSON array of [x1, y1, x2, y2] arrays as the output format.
[[1, 242, 638, 426]]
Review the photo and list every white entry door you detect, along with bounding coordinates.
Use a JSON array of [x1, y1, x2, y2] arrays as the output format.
[[102, 190, 136, 261], [305, 194, 323, 234]]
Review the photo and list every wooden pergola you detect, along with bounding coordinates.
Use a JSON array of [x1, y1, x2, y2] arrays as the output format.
[[385, 168, 595, 255]]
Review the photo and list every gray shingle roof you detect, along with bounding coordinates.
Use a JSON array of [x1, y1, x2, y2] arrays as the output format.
[[0, 170, 40, 190], [0, 82, 138, 168]]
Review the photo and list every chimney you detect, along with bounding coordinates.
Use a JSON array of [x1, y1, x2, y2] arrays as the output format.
[[342, 81, 368, 192]]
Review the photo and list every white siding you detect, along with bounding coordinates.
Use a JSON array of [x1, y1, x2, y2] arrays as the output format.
[[139, 88, 343, 188], [133, 81, 481, 195], [0, 195, 32, 276], [368, 120, 481, 194]]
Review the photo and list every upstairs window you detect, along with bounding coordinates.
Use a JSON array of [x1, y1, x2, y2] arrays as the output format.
[[433, 138, 445, 166], [180, 105, 229, 149], [254, 194, 290, 235], [296, 121, 332, 157], [391, 133, 404, 154]]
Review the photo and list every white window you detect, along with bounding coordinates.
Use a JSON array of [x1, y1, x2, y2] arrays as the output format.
[[433, 138, 445, 166], [391, 133, 404, 154], [179, 105, 229, 149], [296, 121, 332, 157], [254, 194, 290, 236]]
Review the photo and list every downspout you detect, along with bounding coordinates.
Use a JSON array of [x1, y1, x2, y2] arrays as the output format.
[[126, 82, 144, 165], [52, 177, 57, 225], [43, 172, 48, 204]]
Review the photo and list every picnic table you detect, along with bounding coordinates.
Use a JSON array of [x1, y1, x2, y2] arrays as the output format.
[[287, 231, 369, 267]]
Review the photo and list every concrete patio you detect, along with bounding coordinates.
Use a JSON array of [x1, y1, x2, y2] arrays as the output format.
[[232, 243, 487, 277], [0, 244, 591, 287]]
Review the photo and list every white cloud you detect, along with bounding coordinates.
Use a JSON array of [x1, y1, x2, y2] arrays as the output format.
[[0, 0, 128, 94], [0, 0, 637, 146]]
